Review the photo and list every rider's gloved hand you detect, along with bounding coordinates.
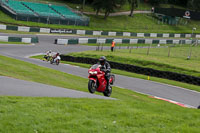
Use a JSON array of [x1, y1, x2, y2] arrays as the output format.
[[100, 68, 106, 72]]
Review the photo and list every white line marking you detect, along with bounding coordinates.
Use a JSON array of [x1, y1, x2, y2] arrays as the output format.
[[150, 96, 195, 108], [118, 75, 200, 94], [147, 79, 200, 94]]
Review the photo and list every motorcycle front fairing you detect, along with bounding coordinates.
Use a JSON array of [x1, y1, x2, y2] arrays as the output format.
[[88, 64, 106, 92], [96, 72, 106, 92]]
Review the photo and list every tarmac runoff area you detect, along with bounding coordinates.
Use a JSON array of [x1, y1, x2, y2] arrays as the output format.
[[0, 76, 115, 100]]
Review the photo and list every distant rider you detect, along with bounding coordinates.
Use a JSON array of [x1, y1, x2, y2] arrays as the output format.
[[44, 50, 52, 61], [99, 56, 111, 91], [53, 53, 61, 62]]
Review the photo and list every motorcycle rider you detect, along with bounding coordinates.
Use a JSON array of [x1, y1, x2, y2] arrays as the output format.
[[44, 50, 52, 61], [53, 53, 60, 61], [99, 56, 111, 91]]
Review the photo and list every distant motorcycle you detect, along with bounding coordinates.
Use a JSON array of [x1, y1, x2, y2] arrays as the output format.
[[88, 64, 115, 97], [43, 55, 51, 62], [50, 56, 61, 65]]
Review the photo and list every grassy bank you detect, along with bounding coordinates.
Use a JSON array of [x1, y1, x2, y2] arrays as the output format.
[[67, 45, 200, 77], [0, 55, 87, 92], [0, 29, 36, 34], [32, 55, 200, 92], [0, 55, 200, 132], [0, 41, 30, 45], [1, 10, 200, 33], [1, 95, 199, 133]]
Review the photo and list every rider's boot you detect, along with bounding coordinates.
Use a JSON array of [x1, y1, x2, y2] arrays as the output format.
[[106, 82, 110, 92]]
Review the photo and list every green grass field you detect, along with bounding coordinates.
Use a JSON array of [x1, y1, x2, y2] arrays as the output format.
[[1, 9, 200, 33], [0, 29, 36, 34], [67, 44, 200, 78], [0, 55, 87, 92], [0, 41, 30, 45], [0, 55, 200, 132]]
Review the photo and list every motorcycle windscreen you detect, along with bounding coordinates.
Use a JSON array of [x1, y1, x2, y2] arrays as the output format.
[[90, 64, 100, 69]]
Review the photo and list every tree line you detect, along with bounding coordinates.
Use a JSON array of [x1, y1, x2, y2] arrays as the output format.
[[64, 0, 200, 19]]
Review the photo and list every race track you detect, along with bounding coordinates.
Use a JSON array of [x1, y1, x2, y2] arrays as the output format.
[[0, 33, 200, 108]]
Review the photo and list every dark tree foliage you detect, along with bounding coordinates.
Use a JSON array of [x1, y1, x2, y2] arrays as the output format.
[[187, 0, 200, 11], [60, 0, 94, 4], [147, 0, 189, 6], [92, 0, 126, 19], [128, 0, 138, 17], [92, 0, 103, 15], [169, 0, 188, 6], [148, 0, 161, 5]]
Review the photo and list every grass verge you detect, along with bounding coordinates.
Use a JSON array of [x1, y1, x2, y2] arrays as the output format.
[[0, 29, 36, 35], [0, 41, 30, 45], [0, 55, 200, 132], [0, 55, 87, 92]]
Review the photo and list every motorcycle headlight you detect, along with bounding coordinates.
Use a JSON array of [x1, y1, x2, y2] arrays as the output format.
[[93, 71, 97, 74], [89, 71, 97, 74]]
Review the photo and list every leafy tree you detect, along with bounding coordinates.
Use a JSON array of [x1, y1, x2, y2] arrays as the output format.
[[103, 0, 117, 19], [148, 0, 161, 5], [92, 0, 126, 19], [82, 0, 86, 10], [128, 0, 138, 17], [187, 0, 200, 11], [92, 0, 102, 15]]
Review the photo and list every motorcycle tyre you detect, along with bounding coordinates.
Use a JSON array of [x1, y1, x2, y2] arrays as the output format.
[[88, 80, 96, 94], [56, 60, 60, 65], [110, 74, 115, 85], [50, 58, 54, 64], [103, 86, 112, 97]]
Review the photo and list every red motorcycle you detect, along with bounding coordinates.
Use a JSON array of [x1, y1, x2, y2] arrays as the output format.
[[88, 64, 115, 97]]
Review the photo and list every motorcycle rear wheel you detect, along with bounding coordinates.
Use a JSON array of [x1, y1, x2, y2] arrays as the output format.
[[110, 74, 115, 85], [88, 80, 96, 94], [103, 86, 112, 97], [56, 60, 60, 65]]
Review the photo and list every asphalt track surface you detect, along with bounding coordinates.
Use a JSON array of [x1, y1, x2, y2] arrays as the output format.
[[0, 33, 200, 108], [0, 76, 114, 99]]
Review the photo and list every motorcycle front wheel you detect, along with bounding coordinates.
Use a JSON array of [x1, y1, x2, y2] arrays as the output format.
[[103, 86, 112, 97], [88, 80, 96, 94], [50, 58, 53, 64]]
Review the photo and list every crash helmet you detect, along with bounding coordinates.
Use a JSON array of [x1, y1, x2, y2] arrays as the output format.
[[99, 56, 106, 65]]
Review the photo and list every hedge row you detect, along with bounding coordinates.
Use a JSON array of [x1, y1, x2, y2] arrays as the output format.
[[60, 55, 200, 86]]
